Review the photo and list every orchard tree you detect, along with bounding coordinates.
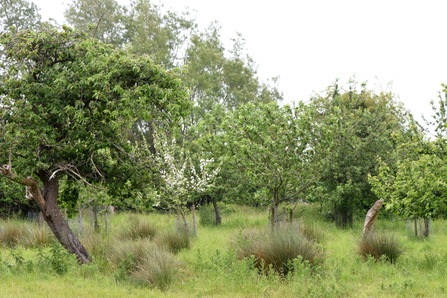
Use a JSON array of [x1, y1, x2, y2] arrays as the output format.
[[308, 80, 415, 228], [211, 102, 319, 225], [0, 27, 190, 263], [148, 131, 219, 231]]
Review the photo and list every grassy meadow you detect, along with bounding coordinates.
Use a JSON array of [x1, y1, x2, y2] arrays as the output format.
[[0, 205, 447, 297]]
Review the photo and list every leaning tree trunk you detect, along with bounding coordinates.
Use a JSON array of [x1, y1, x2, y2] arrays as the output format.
[[1, 165, 91, 264], [36, 170, 91, 264]]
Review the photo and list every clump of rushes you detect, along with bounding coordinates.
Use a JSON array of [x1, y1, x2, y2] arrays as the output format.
[[357, 232, 404, 264], [0, 222, 27, 247], [130, 245, 178, 290], [19, 224, 54, 248], [116, 216, 158, 241], [108, 239, 177, 290], [232, 226, 325, 275], [155, 228, 191, 254]]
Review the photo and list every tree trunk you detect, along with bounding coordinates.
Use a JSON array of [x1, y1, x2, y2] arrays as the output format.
[[423, 219, 430, 238], [92, 205, 100, 232], [37, 171, 91, 264], [1, 165, 91, 264], [212, 198, 221, 225]]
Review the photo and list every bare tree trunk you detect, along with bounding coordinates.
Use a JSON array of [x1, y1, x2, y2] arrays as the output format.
[[0, 166, 91, 264], [362, 199, 384, 235]]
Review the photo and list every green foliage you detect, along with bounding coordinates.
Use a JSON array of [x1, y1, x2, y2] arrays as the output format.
[[371, 151, 447, 220], [64, 0, 128, 47], [36, 244, 77, 275], [370, 88, 447, 222], [0, 179, 31, 218], [357, 233, 404, 264]]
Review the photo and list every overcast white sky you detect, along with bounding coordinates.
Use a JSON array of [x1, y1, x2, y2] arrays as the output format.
[[34, 0, 446, 124]]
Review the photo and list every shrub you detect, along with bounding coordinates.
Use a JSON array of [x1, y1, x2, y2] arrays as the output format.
[[232, 227, 324, 275], [155, 228, 191, 254], [116, 216, 158, 241], [36, 244, 77, 275], [357, 232, 404, 264]]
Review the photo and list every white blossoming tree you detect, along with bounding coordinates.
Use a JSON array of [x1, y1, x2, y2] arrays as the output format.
[[140, 129, 220, 231]]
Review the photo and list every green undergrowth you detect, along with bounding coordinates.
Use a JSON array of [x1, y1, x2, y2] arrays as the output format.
[[1, 207, 447, 297]]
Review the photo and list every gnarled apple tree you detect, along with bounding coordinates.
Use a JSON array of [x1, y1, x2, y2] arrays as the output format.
[[0, 27, 190, 263]]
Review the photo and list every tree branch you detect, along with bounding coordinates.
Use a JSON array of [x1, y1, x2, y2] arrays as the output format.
[[0, 165, 46, 210]]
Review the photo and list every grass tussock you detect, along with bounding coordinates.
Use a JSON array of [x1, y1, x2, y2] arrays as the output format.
[[116, 216, 158, 241], [155, 228, 191, 254], [107, 238, 177, 289], [130, 246, 178, 290], [0, 222, 27, 247], [20, 224, 54, 248], [232, 226, 325, 275], [357, 232, 404, 264]]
